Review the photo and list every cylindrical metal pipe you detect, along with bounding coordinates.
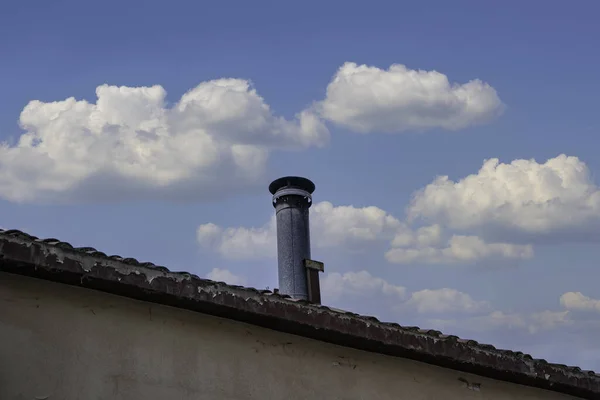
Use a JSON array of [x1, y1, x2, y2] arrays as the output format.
[[269, 176, 315, 300]]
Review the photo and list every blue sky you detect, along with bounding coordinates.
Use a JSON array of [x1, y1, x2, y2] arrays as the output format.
[[2, 0, 600, 369]]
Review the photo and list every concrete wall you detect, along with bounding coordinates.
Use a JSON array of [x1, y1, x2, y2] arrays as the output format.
[[0, 272, 579, 400]]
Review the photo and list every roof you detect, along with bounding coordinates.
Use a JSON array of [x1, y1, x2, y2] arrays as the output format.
[[0, 228, 598, 399]]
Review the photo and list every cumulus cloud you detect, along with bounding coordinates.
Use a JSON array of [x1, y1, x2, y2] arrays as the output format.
[[529, 310, 572, 333], [409, 154, 600, 242], [0, 62, 505, 204], [430, 310, 572, 335], [321, 271, 488, 316], [197, 201, 402, 260], [205, 268, 248, 286], [199, 200, 532, 266], [560, 292, 600, 312], [316, 62, 504, 133], [310, 201, 402, 246], [197, 221, 276, 260], [390, 224, 443, 248], [404, 288, 489, 314], [0, 80, 328, 203], [385, 223, 532, 264], [321, 270, 406, 301], [386, 234, 533, 264]]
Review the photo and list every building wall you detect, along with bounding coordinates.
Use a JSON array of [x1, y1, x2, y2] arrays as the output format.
[[0, 272, 579, 400]]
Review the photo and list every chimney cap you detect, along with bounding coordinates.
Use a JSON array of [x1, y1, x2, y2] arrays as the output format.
[[269, 176, 315, 195]]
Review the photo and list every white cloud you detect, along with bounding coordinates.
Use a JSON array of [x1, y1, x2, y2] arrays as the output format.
[[199, 200, 532, 266], [311, 201, 402, 247], [197, 221, 276, 260], [321, 271, 488, 316], [475, 311, 528, 330], [321, 270, 406, 301], [429, 310, 572, 334], [386, 234, 533, 264], [197, 201, 402, 260], [0, 80, 328, 203], [316, 62, 504, 133], [409, 154, 600, 241], [405, 288, 489, 314], [560, 292, 600, 312], [390, 224, 443, 248], [449, 311, 529, 333], [529, 310, 572, 333], [205, 268, 247, 286]]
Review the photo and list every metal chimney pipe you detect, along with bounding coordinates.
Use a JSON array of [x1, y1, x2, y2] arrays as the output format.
[[269, 176, 322, 301]]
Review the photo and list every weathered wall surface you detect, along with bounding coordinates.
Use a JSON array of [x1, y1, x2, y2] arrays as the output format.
[[0, 272, 579, 400]]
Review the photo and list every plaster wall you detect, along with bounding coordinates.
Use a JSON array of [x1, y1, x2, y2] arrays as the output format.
[[0, 272, 579, 399]]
